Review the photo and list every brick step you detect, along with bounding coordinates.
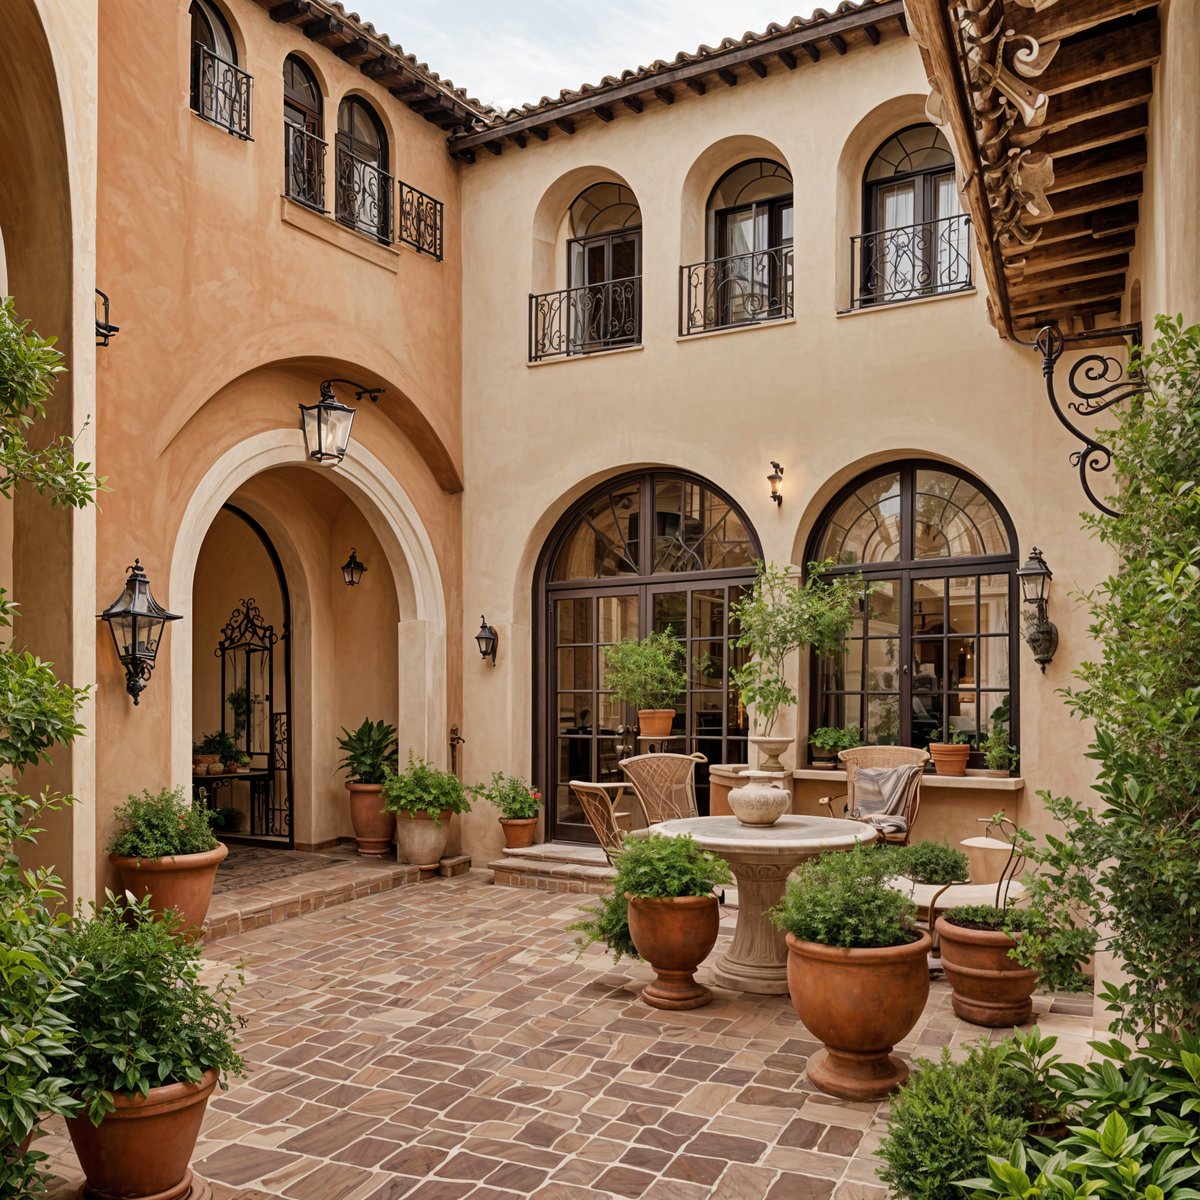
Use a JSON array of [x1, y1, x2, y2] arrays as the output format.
[[489, 852, 615, 895]]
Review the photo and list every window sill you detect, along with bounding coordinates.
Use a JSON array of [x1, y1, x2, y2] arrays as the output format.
[[527, 343, 644, 368], [836, 288, 976, 317], [280, 197, 399, 272], [792, 768, 1024, 791], [677, 316, 796, 343]]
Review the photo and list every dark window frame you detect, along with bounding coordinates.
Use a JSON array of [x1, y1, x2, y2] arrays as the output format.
[[334, 96, 392, 243], [283, 54, 325, 211]]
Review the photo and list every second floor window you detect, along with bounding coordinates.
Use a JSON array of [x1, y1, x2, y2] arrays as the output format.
[[189, 0, 251, 139], [564, 183, 642, 352], [336, 97, 391, 243], [283, 56, 324, 210]]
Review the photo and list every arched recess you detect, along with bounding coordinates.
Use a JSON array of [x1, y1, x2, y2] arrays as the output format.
[[533, 469, 762, 841]]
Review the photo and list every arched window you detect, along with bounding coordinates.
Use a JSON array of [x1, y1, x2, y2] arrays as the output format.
[[806, 462, 1018, 765], [684, 160, 793, 333], [855, 124, 970, 305], [335, 97, 391, 242], [536, 471, 761, 841], [283, 56, 324, 210], [188, 0, 251, 139]]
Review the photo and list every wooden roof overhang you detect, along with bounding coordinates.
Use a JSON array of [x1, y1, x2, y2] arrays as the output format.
[[446, 0, 910, 163], [905, 0, 1160, 342]]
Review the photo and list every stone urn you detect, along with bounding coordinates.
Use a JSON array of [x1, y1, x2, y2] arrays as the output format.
[[727, 771, 791, 827], [626, 893, 720, 1010], [748, 735, 792, 772], [395, 810, 453, 868]]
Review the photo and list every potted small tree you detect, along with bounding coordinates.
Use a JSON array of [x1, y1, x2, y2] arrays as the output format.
[[107, 787, 227, 938], [470, 771, 542, 849], [62, 895, 243, 1200], [928, 727, 972, 776], [808, 725, 861, 769], [771, 844, 931, 1099], [602, 628, 687, 739], [568, 833, 732, 1010], [382, 753, 471, 867], [336, 718, 399, 856]]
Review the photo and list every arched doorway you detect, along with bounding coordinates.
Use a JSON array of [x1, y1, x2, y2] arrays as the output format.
[[535, 470, 761, 841]]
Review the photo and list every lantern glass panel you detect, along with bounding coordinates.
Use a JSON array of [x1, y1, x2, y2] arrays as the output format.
[[323, 405, 356, 464]]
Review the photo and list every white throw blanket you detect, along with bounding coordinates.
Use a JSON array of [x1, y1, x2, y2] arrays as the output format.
[[850, 763, 924, 834]]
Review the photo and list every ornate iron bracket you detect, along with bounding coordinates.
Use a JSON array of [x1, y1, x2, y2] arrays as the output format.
[[1035, 322, 1143, 518]]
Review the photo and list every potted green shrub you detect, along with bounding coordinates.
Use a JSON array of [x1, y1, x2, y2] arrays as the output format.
[[196, 730, 237, 774], [808, 724, 860, 769], [602, 628, 686, 739], [731, 560, 863, 770], [336, 718, 399, 856], [928, 727, 972, 776], [62, 894, 243, 1200], [382, 752, 471, 867], [213, 804, 244, 833], [979, 721, 1017, 778], [771, 843, 931, 1099], [469, 771, 542, 849], [884, 840, 970, 886], [107, 787, 226, 938], [568, 833, 732, 1010]]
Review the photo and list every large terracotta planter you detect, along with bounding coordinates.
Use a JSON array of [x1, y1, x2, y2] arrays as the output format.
[[67, 1069, 218, 1200], [394, 810, 452, 868], [936, 916, 1038, 1026], [111, 842, 228, 939], [929, 743, 970, 776], [785, 930, 932, 1100], [637, 709, 676, 739], [626, 894, 720, 1010], [346, 783, 395, 857], [499, 817, 537, 849]]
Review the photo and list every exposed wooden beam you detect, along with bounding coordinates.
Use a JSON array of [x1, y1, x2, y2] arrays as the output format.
[[388, 83, 423, 99], [718, 68, 738, 86], [1040, 104, 1148, 158], [828, 34, 848, 55], [686, 77, 707, 94], [554, 117, 576, 135], [747, 59, 768, 78], [362, 55, 402, 78], [1031, 175, 1144, 222], [864, 24, 881, 45], [1009, 254, 1130, 293], [1046, 138, 1147, 195], [301, 15, 342, 42], [1043, 19, 1161, 96], [778, 49, 798, 70], [484, 140, 502, 156], [408, 96, 443, 113], [1039, 69, 1154, 136], [897, 11, 908, 35], [1019, 0, 1158, 46], [623, 96, 644, 114], [594, 105, 614, 122], [508, 132, 527, 148], [268, 0, 311, 22], [654, 86, 675, 105], [1013, 274, 1128, 313], [334, 37, 370, 60], [529, 126, 549, 141], [1003, 202, 1139, 248], [1013, 299, 1124, 330], [800, 42, 820, 62], [454, 148, 476, 164], [1005, 230, 1136, 271], [1092, 201, 1140, 236]]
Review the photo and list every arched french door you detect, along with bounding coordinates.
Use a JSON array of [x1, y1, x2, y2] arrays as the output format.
[[535, 471, 762, 841]]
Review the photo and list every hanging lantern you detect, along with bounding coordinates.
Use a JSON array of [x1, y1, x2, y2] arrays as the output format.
[[97, 560, 181, 705], [300, 378, 384, 467], [341, 547, 367, 587]]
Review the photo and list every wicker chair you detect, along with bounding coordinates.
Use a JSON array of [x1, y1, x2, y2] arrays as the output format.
[[568, 780, 635, 864], [619, 752, 706, 825], [817, 746, 929, 845]]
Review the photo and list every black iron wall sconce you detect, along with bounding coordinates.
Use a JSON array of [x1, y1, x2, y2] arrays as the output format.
[[475, 616, 498, 666], [97, 560, 180, 704], [341, 548, 367, 587], [767, 462, 784, 506], [1017, 547, 1058, 672], [300, 378, 385, 467], [95, 289, 120, 347]]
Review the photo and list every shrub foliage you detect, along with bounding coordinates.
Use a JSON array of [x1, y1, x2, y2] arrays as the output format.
[[107, 787, 218, 859]]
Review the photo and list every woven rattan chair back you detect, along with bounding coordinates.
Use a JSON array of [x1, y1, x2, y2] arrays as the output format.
[[568, 781, 628, 864], [837, 745, 929, 845], [619, 753, 706, 825]]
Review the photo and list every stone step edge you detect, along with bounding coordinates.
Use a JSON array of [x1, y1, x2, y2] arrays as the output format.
[[490, 855, 616, 895], [499, 843, 610, 866]]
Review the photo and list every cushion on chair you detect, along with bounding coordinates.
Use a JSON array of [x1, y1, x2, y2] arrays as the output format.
[[851, 763, 923, 834]]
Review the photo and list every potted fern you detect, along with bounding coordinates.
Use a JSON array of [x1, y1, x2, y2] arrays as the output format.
[[336, 718, 399, 856], [382, 753, 471, 867], [469, 772, 542, 849], [602, 628, 686, 739]]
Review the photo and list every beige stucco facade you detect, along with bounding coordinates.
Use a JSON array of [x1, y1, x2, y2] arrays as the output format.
[[1, 0, 1197, 901]]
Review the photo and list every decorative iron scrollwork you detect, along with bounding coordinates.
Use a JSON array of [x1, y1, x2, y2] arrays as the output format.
[[190, 43, 252, 140], [398, 181, 444, 260], [529, 277, 641, 362], [335, 145, 392, 243], [285, 125, 326, 212], [680, 246, 794, 335], [850, 213, 973, 308]]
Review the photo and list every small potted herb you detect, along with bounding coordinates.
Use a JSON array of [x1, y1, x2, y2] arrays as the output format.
[[808, 725, 860, 769], [602, 629, 686, 739], [568, 833, 731, 1010], [979, 722, 1018, 777], [469, 772, 542, 849], [196, 730, 237, 775], [928, 727, 972, 776], [382, 752, 471, 868], [336, 718, 399, 856]]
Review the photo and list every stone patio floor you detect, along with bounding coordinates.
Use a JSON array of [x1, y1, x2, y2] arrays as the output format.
[[40, 869, 1095, 1200]]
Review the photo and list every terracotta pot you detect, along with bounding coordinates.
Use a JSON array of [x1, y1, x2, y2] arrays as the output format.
[[346, 783, 394, 857], [499, 817, 537, 849], [626, 894, 720, 1010], [809, 748, 837, 769], [111, 842, 228, 939], [395, 810, 452, 867], [785, 930, 932, 1100], [936, 916, 1038, 1027], [929, 743, 970, 776], [67, 1069, 218, 1200], [637, 709, 676, 739]]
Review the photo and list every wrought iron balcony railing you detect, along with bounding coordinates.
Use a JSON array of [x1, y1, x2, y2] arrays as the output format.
[[335, 145, 392, 243], [680, 245, 794, 336], [398, 182, 444, 260], [849, 213, 973, 308], [190, 44, 252, 140], [284, 125, 326, 212], [529, 277, 642, 362]]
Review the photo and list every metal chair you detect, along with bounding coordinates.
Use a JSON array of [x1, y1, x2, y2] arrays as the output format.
[[619, 752, 706, 825], [568, 780, 635, 864], [817, 746, 929, 845]]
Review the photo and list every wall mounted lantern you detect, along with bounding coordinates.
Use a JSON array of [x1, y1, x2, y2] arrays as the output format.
[[475, 616, 498, 666], [299, 378, 385, 467], [341, 547, 367, 587], [767, 462, 784, 506], [1016, 547, 1058, 672], [97, 560, 180, 705], [95, 288, 120, 348]]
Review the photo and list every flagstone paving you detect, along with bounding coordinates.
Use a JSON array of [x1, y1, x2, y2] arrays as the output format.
[[40, 870, 1095, 1199]]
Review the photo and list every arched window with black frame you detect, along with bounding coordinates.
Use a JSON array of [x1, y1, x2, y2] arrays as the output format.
[[188, 0, 251, 139], [283, 56, 324, 211], [335, 97, 391, 243], [806, 462, 1018, 767], [853, 124, 971, 307]]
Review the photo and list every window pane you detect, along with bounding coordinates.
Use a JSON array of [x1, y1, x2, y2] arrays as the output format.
[[914, 470, 1011, 558], [912, 577, 945, 634], [552, 482, 641, 580], [555, 598, 591, 644], [556, 646, 592, 690], [814, 472, 902, 564], [978, 637, 1010, 692], [910, 690, 942, 745], [652, 480, 754, 574], [868, 695, 902, 745], [597, 594, 638, 643], [652, 590, 687, 634], [866, 639, 899, 691], [819, 692, 862, 733], [690, 589, 726, 638], [948, 575, 976, 633], [866, 578, 901, 632], [692, 639, 723, 686], [913, 639, 944, 688], [979, 574, 1010, 633]]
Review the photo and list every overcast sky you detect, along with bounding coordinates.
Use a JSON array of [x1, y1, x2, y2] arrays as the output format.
[[357, 1, 817, 112]]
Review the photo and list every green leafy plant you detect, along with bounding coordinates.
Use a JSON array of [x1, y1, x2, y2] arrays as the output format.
[[808, 725, 861, 754], [61, 893, 244, 1125], [731, 560, 863, 735], [568, 833, 732, 963], [980, 721, 1018, 773], [771, 843, 919, 948], [107, 787, 218, 860], [382, 752, 470, 821], [469, 772, 542, 820], [602, 629, 686, 713], [226, 687, 251, 740], [930, 727, 973, 746], [212, 805, 243, 832], [196, 730, 237, 762], [336, 718, 399, 785], [884, 840, 969, 886]]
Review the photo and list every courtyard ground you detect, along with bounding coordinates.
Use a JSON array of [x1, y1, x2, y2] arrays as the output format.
[[40, 870, 1094, 1200]]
